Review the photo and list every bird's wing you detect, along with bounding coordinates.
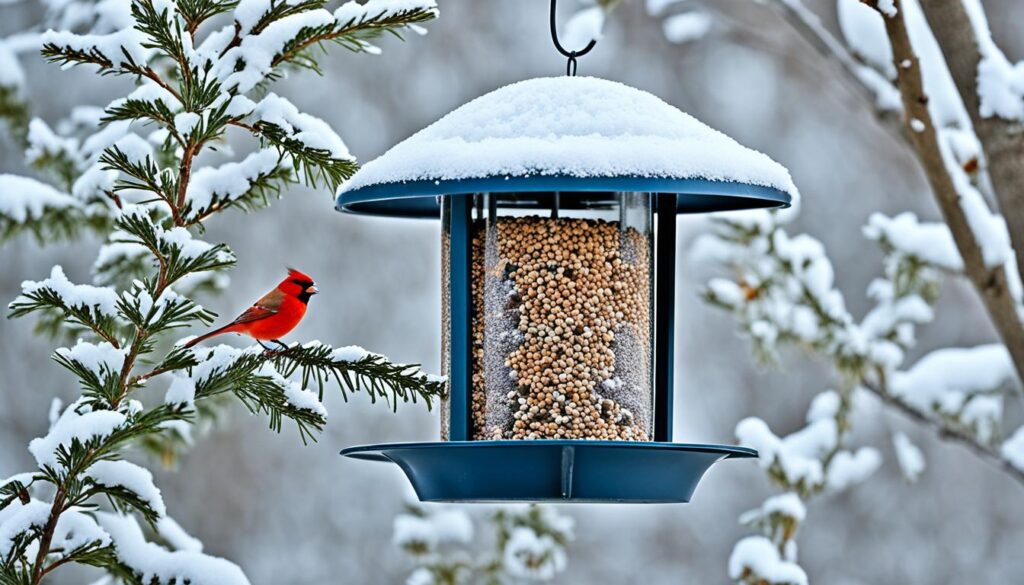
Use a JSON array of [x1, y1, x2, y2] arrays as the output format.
[[229, 289, 284, 325]]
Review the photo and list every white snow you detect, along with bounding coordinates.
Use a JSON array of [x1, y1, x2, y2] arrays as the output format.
[[173, 112, 201, 136], [15, 265, 119, 316], [1002, 426, 1024, 471], [763, 492, 806, 522], [234, 0, 304, 34], [340, 76, 798, 198], [662, 12, 713, 44], [0, 39, 25, 88], [251, 94, 352, 160], [277, 375, 328, 418], [0, 174, 81, 223], [503, 526, 567, 581], [185, 149, 280, 215], [97, 512, 251, 585], [728, 536, 807, 585], [392, 508, 472, 552], [52, 507, 112, 555], [55, 340, 127, 377], [87, 460, 166, 517], [156, 516, 203, 552], [330, 344, 371, 362], [185, 345, 326, 417], [837, 0, 894, 78], [936, 128, 1011, 268], [26, 118, 80, 167], [0, 472, 34, 491], [334, 0, 438, 24], [909, 117, 926, 132], [73, 163, 119, 202], [29, 404, 127, 469], [42, 28, 153, 70], [706, 278, 745, 307], [892, 431, 925, 482], [0, 500, 51, 558], [890, 344, 1011, 441], [826, 447, 882, 491], [863, 212, 963, 271], [876, 0, 897, 17], [961, 0, 1024, 121], [113, 133, 154, 164], [155, 224, 228, 261], [93, 241, 149, 273], [165, 374, 197, 406], [217, 11, 336, 93], [736, 417, 837, 488], [805, 390, 840, 424]]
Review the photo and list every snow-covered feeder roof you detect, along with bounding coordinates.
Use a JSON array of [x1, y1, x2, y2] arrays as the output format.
[[336, 76, 796, 218]]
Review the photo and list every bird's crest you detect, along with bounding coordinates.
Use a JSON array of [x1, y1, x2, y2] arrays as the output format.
[[286, 267, 314, 285]]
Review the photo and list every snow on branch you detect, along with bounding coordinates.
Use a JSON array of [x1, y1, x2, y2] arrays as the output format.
[[394, 502, 574, 583], [729, 536, 807, 585], [890, 344, 1012, 444], [960, 0, 1024, 121], [0, 174, 84, 242], [97, 512, 250, 585]]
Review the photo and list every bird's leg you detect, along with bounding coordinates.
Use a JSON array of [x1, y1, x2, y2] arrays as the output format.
[[272, 339, 291, 352], [256, 339, 274, 354]]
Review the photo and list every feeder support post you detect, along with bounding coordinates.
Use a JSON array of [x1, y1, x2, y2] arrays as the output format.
[[654, 193, 676, 442], [447, 195, 474, 441]]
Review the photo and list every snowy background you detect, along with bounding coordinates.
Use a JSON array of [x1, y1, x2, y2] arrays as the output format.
[[2, 0, 1023, 582]]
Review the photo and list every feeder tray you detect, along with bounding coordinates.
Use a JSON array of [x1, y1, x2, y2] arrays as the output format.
[[342, 441, 756, 503], [336, 77, 796, 503]]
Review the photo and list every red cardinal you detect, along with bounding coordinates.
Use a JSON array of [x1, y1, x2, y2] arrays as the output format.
[[184, 269, 318, 351]]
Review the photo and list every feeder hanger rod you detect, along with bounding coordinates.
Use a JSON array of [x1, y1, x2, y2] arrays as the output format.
[[549, 0, 597, 76]]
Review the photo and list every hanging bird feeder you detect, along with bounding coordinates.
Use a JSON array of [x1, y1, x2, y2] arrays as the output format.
[[336, 4, 796, 503]]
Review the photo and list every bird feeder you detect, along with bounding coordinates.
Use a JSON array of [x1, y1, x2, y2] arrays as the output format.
[[337, 76, 795, 503]]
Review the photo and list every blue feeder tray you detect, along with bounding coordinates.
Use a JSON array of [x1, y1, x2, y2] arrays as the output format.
[[341, 440, 756, 503]]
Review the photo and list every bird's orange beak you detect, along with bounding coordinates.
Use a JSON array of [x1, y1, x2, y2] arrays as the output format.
[[306, 284, 319, 295]]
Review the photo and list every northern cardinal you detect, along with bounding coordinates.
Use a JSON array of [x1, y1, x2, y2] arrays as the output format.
[[184, 268, 318, 351]]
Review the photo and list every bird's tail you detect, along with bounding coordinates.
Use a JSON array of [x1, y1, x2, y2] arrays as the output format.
[[183, 324, 239, 348]]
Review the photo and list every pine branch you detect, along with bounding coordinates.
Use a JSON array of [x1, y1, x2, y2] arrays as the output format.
[[178, 0, 239, 35], [0, 205, 97, 245], [272, 343, 446, 410], [0, 85, 31, 146], [185, 164, 294, 225], [253, 122, 357, 190], [272, 6, 438, 69], [8, 286, 121, 348]]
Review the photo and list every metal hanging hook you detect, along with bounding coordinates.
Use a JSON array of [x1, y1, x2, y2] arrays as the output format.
[[550, 0, 596, 76]]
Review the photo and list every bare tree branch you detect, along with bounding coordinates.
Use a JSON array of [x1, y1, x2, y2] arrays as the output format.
[[863, 377, 1024, 486], [917, 0, 1024, 289]]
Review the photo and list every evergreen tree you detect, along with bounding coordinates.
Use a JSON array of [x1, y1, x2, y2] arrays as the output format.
[[0, 0, 441, 583]]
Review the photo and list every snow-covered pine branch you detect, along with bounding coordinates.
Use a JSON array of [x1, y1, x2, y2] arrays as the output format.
[[1, 0, 440, 582]]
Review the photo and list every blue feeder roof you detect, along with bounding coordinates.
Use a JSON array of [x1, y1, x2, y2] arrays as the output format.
[[336, 76, 796, 218]]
